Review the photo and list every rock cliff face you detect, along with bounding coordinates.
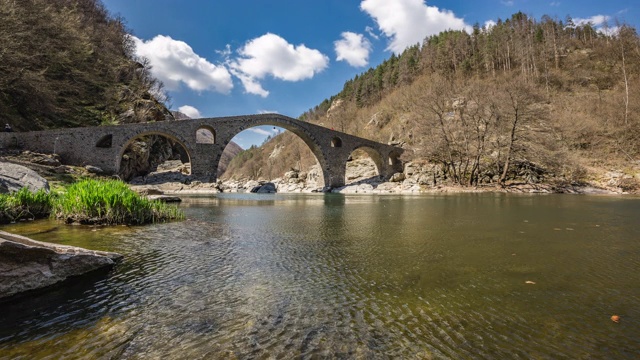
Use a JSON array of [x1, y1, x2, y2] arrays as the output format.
[[0, 231, 122, 300]]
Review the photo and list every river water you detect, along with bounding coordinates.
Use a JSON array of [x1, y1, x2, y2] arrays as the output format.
[[0, 193, 639, 359]]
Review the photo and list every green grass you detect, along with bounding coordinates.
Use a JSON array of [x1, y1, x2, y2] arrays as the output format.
[[0, 179, 184, 225], [0, 188, 53, 224]]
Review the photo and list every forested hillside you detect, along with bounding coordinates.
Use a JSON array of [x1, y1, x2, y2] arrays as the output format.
[[226, 13, 640, 190], [0, 0, 171, 131]]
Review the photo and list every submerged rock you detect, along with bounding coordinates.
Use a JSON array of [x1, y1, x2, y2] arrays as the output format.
[[0, 231, 122, 300]]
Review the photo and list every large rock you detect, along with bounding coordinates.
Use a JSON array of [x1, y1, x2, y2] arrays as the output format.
[[0, 162, 50, 194], [250, 182, 277, 193], [0, 231, 122, 300]]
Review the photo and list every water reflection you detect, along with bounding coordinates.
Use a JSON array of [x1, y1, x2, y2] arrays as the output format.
[[0, 193, 639, 358]]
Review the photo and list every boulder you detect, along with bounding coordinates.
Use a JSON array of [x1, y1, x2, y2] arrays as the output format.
[[250, 182, 277, 193], [147, 195, 182, 203], [85, 165, 104, 174], [0, 231, 122, 300], [390, 172, 406, 182], [0, 162, 50, 194]]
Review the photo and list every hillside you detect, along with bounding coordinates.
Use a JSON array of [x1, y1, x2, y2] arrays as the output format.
[[0, 0, 171, 131], [226, 13, 640, 192]]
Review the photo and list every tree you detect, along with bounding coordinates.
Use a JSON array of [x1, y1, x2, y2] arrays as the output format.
[[495, 77, 547, 185]]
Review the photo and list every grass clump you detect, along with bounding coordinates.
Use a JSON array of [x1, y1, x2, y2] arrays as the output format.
[[0, 188, 53, 224], [54, 179, 184, 225], [1, 179, 184, 225]]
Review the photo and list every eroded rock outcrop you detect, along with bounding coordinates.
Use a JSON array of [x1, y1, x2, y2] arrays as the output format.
[[0, 231, 122, 300]]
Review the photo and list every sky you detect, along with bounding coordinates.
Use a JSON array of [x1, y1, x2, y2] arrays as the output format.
[[102, 0, 638, 149]]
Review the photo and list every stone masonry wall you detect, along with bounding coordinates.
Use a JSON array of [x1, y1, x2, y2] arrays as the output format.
[[0, 114, 403, 188]]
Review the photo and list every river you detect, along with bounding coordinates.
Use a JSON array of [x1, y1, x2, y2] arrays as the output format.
[[1, 193, 639, 359]]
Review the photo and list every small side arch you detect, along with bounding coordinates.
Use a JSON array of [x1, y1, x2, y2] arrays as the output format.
[[196, 126, 215, 144], [331, 137, 342, 148], [344, 146, 384, 184], [96, 134, 113, 148], [388, 150, 402, 171]]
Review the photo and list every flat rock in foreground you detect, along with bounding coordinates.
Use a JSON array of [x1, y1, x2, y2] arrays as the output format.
[[0, 231, 122, 300]]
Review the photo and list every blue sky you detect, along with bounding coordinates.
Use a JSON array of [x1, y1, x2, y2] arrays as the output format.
[[102, 0, 638, 148]]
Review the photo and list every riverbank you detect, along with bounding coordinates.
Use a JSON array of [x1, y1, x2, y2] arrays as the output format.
[[129, 159, 635, 196], [2, 150, 638, 196]]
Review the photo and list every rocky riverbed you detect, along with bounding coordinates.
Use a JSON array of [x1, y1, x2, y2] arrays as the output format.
[[127, 158, 638, 196]]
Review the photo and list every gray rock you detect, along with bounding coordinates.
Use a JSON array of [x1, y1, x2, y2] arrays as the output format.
[[33, 156, 60, 167], [147, 195, 182, 203], [250, 182, 277, 193], [0, 231, 122, 300], [0, 162, 50, 194], [390, 172, 406, 182], [85, 165, 104, 174]]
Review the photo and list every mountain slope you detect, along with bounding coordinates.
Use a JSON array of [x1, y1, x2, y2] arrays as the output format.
[[226, 13, 640, 191], [0, 0, 170, 131]]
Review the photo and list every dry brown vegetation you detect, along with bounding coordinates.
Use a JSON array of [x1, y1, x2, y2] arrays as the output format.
[[0, 0, 169, 131], [229, 13, 640, 189]]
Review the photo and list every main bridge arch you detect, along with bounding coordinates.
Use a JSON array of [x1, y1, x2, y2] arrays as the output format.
[[0, 114, 403, 188]]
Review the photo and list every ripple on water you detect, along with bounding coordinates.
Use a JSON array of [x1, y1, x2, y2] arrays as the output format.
[[1, 194, 639, 358]]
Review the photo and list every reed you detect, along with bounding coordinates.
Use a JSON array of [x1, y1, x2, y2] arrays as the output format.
[[0, 179, 184, 225], [0, 188, 53, 223], [53, 179, 184, 225]]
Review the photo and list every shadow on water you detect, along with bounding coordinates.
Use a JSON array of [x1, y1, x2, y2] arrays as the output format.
[[0, 268, 116, 342]]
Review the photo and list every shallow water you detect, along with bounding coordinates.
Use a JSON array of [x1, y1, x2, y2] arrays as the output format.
[[1, 193, 639, 359]]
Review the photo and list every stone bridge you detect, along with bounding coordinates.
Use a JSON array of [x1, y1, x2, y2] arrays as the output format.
[[0, 114, 403, 188]]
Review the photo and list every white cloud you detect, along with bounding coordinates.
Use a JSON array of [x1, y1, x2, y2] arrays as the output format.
[[598, 26, 620, 36], [574, 15, 610, 27], [360, 0, 471, 53], [501, 0, 514, 6], [248, 127, 279, 136], [229, 33, 329, 96], [365, 26, 380, 40], [484, 20, 497, 29], [231, 70, 270, 97], [258, 109, 279, 114], [335, 32, 372, 67], [178, 105, 201, 118], [132, 35, 233, 93]]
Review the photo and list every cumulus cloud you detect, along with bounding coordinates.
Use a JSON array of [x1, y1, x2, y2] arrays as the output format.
[[335, 32, 372, 67], [178, 105, 201, 118], [365, 26, 380, 40], [360, 0, 471, 53], [258, 109, 279, 114], [132, 35, 233, 93], [484, 20, 497, 29], [573, 15, 611, 27], [248, 127, 280, 136], [229, 33, 329, 96]]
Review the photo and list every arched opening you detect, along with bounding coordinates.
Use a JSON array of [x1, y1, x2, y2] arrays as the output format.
[[345, 147, 383, 185], [118, 132, 191, 183], [196, 126, 215, 144], [331, 137, 342, 147], [217, 124, 326, 192], [96, 134, 113, 148], [388, 150, 402, 171]]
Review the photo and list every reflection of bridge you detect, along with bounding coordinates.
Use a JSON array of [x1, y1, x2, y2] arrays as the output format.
[[0, 114, 403, 188]]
